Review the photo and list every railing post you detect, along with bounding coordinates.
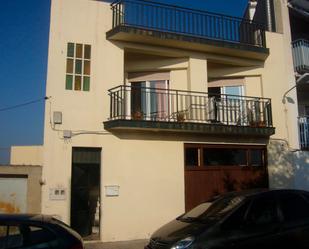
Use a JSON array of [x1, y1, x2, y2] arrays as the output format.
[[112, 4, 115, 28], [110, 91, 113, 120], [225, 95, 229, 125], [268, 100, 272, 127], [176, 90, 179, 115]]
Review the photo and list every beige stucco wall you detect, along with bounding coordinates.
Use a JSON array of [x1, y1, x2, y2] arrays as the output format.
[[10, 146, 43, 166], [0, 165, 42, 213], [43, 0, 301, 242], [188, 55, 208, 92], [293, 150, 309, 190], [244, 76, 263, 97]]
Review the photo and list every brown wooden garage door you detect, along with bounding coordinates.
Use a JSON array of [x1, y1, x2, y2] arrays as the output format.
[[184, 144, 268, 211]]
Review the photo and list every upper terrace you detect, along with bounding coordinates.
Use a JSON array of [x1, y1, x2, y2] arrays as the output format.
[[106, 0, 269, 60]]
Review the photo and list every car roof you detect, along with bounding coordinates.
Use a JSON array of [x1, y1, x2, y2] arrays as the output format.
[[0, 214, 54, 223], [215, 188, 308, 200]]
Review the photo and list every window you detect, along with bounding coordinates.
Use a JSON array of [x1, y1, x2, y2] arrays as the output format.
[[23, 225, 56, 247], [130, 80, 169, 120], [185, 144, 266, 168], [222, 200, 251, 230], [208, 85, 244, 97], [185, 147, 199, 166], [278, 192, 309, 223], [203, 148, 247, 166], [66, 42, 91, 91], [208, 85, 245, 125], [250, 149, 264, 166], [0, 226, 7, 249], [246, 194, 279, 227], [7, 226, 23, 249], [180, 195, 245, 222]]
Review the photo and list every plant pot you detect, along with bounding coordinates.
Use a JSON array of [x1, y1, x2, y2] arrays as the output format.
[[176, 112, 185, 122], [132, 111, 143, 120]]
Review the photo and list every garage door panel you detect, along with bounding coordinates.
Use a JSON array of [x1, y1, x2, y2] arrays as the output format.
[[185, 167, 268, 211]]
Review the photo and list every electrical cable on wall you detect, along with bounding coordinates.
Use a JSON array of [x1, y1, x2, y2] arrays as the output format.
[[47, 96, 110, 138]]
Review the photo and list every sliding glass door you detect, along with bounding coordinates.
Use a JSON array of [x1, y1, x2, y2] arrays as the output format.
[[131, 80, 169, 120]]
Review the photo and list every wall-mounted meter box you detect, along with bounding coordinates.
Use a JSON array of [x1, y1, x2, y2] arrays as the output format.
[[49, 187, 66, 200], [53, 111, 62, 124], [105, 185, 120, 197]]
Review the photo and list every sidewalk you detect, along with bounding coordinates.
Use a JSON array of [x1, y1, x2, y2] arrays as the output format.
[[85, 239, 148, 249]]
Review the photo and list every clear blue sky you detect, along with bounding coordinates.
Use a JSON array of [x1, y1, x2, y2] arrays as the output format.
[[0, 0, 248, 164]]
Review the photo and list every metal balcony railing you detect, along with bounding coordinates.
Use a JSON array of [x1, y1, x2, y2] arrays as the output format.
[[299, 116, 309, 150], [292, 39, 309, 73], [111, 0, 267, 48], [108, 85, 273, 128]]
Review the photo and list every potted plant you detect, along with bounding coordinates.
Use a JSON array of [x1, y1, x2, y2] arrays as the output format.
[[258, 120, 266, 127], [176, 111, 186, 122], [132, 110, 143, 120]]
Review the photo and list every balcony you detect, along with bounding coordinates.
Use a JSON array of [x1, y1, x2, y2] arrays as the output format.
[[292, 39, 309, 73], [104, 85, 275, 137], [107, 0, 269, 60], [299, 116, 309, 150]]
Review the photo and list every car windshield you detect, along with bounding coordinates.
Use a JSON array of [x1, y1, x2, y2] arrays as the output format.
[[180, 195, 245, 222]]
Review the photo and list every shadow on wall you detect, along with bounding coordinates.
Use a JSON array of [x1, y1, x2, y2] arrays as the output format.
[[268, 140, 295, 189], [268, 140, 309, 190], [294, 150, 309, 190]]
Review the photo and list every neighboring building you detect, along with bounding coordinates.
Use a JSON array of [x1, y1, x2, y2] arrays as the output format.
[[10, 146, 43, 166], [0, 165, 42, 214], [284, 0, 309, 191], [288, 0, 309, 150], [0, 147, 43, 215], [13, 0, 308, 242]]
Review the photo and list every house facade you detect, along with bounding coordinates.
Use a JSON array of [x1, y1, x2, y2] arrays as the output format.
[[35, 0, 305, 242]]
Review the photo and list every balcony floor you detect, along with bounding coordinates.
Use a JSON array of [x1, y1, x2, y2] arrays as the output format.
[[107, 26, 269, 61], [104, 119, 275, 137]]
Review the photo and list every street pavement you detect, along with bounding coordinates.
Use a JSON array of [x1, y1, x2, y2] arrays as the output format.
[[85, 239, 148, 249]]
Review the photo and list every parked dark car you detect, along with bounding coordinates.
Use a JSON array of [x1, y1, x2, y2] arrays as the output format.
[[0, 214, 84, 249], [146, 189, 309, 249]]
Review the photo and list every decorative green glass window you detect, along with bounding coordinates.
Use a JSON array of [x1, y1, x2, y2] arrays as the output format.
[[65, 42, 91, 91]]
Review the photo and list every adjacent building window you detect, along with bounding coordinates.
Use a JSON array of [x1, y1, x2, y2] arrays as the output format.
[[185, 144, 266, 167], [66, 42, 91, 91]]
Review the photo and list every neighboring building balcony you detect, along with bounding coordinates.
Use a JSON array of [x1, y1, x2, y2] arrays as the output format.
[[104, 85, 275, 137], [107, 0, 269, 60], [299, 116, 309, 150], [292, 39, 309, 73]]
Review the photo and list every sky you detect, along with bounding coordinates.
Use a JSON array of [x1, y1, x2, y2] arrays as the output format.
[[0, 0, 248, 164]]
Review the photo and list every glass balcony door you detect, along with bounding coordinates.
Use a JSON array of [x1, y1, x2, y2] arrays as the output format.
[[208, 85, 244, 125], [130, 80, 169, 120]]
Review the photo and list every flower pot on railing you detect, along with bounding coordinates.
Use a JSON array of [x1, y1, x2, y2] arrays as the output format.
[[249, 120, 266, 128], [258, 121, 266, 127], [176, 111, 186, 122], [132, 111, 143, 120]]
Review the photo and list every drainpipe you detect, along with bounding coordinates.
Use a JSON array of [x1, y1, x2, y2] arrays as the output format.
[[265, 0, 273, 31]]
